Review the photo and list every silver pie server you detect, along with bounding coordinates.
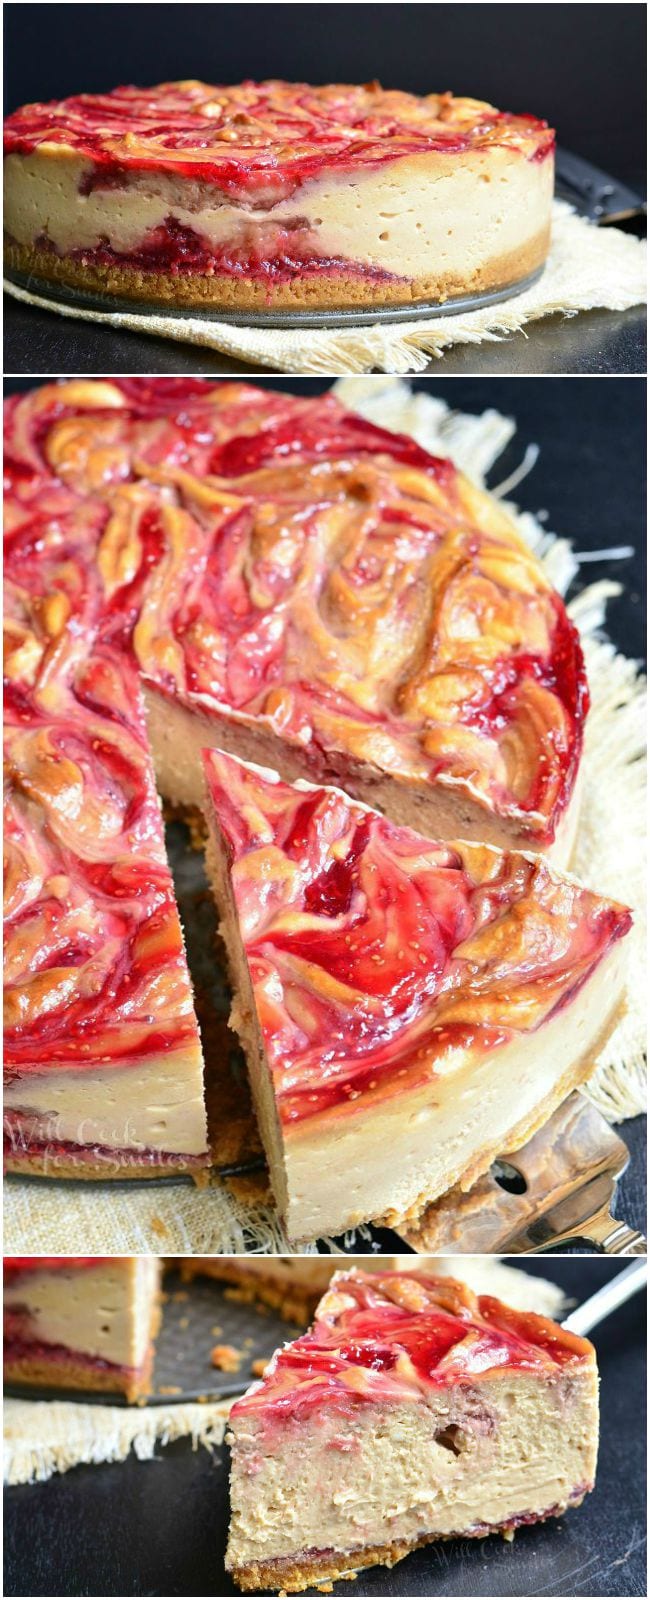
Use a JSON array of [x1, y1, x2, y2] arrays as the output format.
[[562, 1257, 647, 1337], [400, 1093, 647, 1256]]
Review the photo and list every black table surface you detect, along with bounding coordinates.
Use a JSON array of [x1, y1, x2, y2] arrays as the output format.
[[4, 1258, 646, 1598], [4, 291, 646, 378]]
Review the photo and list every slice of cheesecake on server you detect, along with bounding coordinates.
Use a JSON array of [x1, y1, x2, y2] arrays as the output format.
[[202, 747, 631, 1244]]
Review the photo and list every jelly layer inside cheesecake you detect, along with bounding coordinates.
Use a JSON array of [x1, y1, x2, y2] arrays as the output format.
[[4, 1336, 144, 1383], [27, 218, 401, 285], [226, 1270, 598, 1590]]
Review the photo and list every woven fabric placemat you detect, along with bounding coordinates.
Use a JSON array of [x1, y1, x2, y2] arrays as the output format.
[[4, 202, 646, 374], [3, 380, 645, 1255], [3, 1396, 231, 1486]]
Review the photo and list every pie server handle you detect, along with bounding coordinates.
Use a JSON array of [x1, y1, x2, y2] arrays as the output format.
[[555, 147, 647, 222], [563, 1258, 647, 1338], [582, 1208, 648, 1255]]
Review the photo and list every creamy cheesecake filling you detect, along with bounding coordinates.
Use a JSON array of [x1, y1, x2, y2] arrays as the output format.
[[4, 1046, 208, 1163], [4, 147, 551, 284], [144, 685, 580, 865], [4, 1258, 160, 1368], [227, 1373, 595, 1573]]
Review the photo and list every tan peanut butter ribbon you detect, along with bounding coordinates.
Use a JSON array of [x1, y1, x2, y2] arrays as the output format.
[[4, 203, 646, 375], [2, 382, 645, 1255]]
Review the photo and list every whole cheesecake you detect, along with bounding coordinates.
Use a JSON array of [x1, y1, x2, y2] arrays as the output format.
[[3, 378, 613, 1186], [4, 79, 555, 311]]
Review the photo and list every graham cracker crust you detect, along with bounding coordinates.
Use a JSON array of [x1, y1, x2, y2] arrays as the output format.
[[4, 1341, 155, 1403], [5, 229, 549, 312], [229, 1496, 586, 1593], [3, 1149, 209, 1181]]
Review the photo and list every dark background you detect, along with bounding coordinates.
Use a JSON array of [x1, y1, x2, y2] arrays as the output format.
[[4, 3, 647, 190], [4, 1258, 647, 1596]]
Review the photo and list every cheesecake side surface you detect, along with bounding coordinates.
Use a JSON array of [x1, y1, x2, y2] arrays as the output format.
[[202, 747, 631, 1243], [4, 81, 554, 311], [226, 1268, 599, 1592], [3, 1257, 162, 1399]]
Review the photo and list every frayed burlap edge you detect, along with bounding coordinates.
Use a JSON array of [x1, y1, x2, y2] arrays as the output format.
[[3, 1396, 230, 1486]]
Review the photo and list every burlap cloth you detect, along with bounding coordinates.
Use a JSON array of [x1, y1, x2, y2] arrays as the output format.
[[4, 1396, 231, 1486], [4, 1260, 565, 1485], [4, 202, 646, 374], [3, 379, 645, 1255]]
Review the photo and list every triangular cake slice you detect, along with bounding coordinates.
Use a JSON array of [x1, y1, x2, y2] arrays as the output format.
[[3, 648, 208, 1178], [225, 1267, 599, 1592], [202, 748, 631, 1243], [4, 1256, 162, 1401]]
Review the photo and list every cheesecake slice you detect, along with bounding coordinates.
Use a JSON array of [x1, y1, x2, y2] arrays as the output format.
[[3, 648, 209, 1178], [202, 748, 631, 1243], [226, 1268, 599, 1592], [3, 1256, 162, 1400]]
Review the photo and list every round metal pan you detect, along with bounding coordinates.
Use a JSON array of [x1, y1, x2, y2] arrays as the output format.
[[4, 264, 545, 329]]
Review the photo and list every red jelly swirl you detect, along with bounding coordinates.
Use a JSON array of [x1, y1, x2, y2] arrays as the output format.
[[4, 1257, 107, 1274], [203, 749, 631, 1128], [231, 1270, 595, 1421], [4, 81, 555, 203]]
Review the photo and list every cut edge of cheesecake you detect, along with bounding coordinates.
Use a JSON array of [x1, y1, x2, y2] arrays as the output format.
[[144, 680, 581, 867], [3, 1257, 163, 1401], [200, 746, 630, 1244], [225, 1268, 599, 1593], [3, 1036, 210, 1182]]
